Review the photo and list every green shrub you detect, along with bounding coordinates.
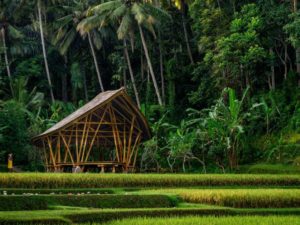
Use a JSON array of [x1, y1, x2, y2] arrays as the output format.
[[0, 194, 176, 211], [0, 173, 299, 188]]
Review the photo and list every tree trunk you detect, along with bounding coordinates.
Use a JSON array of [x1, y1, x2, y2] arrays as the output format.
[[158, 32, 165, 105], [87, 32, 104, 92], [62, 55, 68, 102], [270, 48, 275, 90], [83, 73, 88, 101], [141, 47, 144, 80], [123, 66, 126, 87], [38, 0, 55, 103], [138, 24, 163, 106], [123, 39, 141, 109], [296, 48, 300, 75], [181, 13, 194, 65], [293, 0, 300, 84], [294, 0, 297, 12], [284, 44, 288, 79], [1, 28, 14, 96]]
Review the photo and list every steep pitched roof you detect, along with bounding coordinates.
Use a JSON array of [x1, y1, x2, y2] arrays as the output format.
[[32, 87, 151, 142]]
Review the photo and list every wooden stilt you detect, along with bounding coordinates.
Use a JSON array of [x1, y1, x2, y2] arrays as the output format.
[[60, 133, 75, 166], [85, 106, 109, 162], [46, 136, 56, 168]]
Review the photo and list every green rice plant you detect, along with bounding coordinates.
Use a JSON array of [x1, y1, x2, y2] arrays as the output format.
[[0, 207, 300, 224], [139, 189, 300, 208], [0, 188, 114, 195], [0, 173, 299, 188], [0, 194, 177, 211], [104, 216, 300, 225]]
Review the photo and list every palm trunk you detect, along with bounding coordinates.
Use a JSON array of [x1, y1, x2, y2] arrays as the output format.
[[293, 0, 300, 85], [123, 66, 126, 87], [270, 48, 275, 90], [1, 28, 14, 96], [38, 0, 55, 103], [83, 73, 88, 101], [62, 56, 68, 102], [138, 24, 163, 106], [87, 32, 104, 92], [181, 13, 194, 64], [158, 32, 165, 105], [296, 47, 300, 74], [284, 43, 288, 79], [123, 39, 141, 109]]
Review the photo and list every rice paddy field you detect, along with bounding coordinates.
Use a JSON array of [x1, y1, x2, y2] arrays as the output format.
[[0, 173, 299, 225]]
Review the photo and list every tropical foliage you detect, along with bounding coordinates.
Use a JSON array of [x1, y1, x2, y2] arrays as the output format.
[[0, 0, 299, 172]]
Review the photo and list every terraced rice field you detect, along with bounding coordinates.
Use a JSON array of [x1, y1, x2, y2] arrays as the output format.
[[0, 173, 299, 224]]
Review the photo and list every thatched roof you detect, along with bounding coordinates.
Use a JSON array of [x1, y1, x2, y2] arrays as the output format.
[[32, 87, 151, 144]]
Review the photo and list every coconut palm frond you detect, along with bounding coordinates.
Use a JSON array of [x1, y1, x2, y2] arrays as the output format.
[[8, 26, 24, 39], [110, 4, 127, 21], [91, 29, 103, 50], [77, 14, 106, 34], [58, 28, 77, 55], [90, 0, 122, 15], [117, 13, 133, 39], [131, 3, 147, 25], [142, 3, 171, 24]]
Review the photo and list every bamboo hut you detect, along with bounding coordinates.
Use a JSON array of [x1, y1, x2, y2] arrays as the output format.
[[32, 87, 151, 172]]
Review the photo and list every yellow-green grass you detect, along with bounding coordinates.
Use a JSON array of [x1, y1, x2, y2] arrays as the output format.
[[1, 207, 300, 224], [104, 216, 300, 225], [137, 189, 300, 208], [0, 173, 299, 188]]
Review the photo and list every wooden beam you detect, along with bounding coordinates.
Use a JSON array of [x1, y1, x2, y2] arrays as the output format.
[[85, 105, 109, 162], [127, 132, 141, 168], [109, 105, 120, 162], [81, 115, 92, 162], [111, 105, 124, 162], [46, 136, 56, 167], [74, 122, 126, 125], [63, 129, 74, 163], [123, 121, 127, 163], [57, 136, 61, 163], [42, 139, 48, 167], [60, 133, 75, 165], [110, 105, 142, 133], [126, 116, 136, 164], [78, 116, 88, 162]]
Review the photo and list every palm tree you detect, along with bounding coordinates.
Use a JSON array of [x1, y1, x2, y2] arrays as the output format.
[[37, 0, 55, 103], [171, 0, 194, 64], [79, 0, 170, 106], [123, 38, 141, 108], [0, 27, 13, 95], [53, 0, 106, 92], [0, 0, 24, 96]]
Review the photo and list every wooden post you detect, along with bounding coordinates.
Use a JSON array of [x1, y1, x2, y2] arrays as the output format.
[[85, 106, 109, 162], [46, 136, 56, 169], [57, 136, 61, 163], [81, 115, 92, 162], [60, 133, 75, 166], [78, 117, 88, 162], [126, 116, 135, 165]]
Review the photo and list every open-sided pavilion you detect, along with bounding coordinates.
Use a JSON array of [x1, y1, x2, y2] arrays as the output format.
[[32, 88, 151, 172]]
